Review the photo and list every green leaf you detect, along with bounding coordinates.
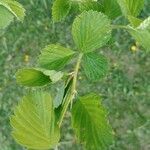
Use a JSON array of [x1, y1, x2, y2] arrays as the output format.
[[54, 81, 65, 108], [52, 0, 71, 22], [0, 0, 25, 21], [82, 52, 108, 81], [5, 0, 25, 21], [72, 10, 111, 53], [10, 91, 60, 149], [138, 16, 150, 31], [0, 5, 14, 29], [16, 68, 51, 87], [128, 15, 143, 27], [0, 0, 25, 29], [117, 0, 144, 17], [16, 68, 64, 87], [128, 17, 150, 50], [101, 0, 122, 19], [79, 1, 101, 12], [72, 93, 113, 150], [41, 69, 64, 83], [38, 44, 75, 70]]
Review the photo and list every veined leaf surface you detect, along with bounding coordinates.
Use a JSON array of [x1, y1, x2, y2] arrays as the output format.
[[52, 0, 71, 22], [10, 92, 60, 149], [79, 1, 101, 12], [82, 52, 108, 81], [16, 68, 51, 87], [16, 68, 64, 87], [117, 0, 144, 17], [101, 0, 122, 19], [72, 10, 111, 53], [38, 44, 75, 70], [72, 93, 113, 150]]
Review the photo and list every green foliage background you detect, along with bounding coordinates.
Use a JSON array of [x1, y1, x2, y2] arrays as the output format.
[[0, 0, 150, 149]]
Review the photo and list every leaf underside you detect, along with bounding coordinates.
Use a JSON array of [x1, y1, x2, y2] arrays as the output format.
[[10, 91, 60, 149], [72, 10, 112, 53], [72, 93, 113, 150]]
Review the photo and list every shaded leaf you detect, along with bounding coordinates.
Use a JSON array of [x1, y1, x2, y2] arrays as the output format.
[[82, 52, 108, 81], [16, 68, 51, 87], [54, 81, 65, 108], [72, 93, 113, 150], [52, 0, 71, 22], [72, 10, 111, 53], [10, 91, 60, 149], [38, 44, 75, 70]]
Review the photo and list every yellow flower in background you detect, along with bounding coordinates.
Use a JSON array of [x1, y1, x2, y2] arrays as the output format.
[[130, 41, 140, 52], [131, 45, 138, 52], [24, 54, 29, 63]]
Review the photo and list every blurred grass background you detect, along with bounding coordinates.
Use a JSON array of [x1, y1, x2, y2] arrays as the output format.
[[0, 0, 150, 149]]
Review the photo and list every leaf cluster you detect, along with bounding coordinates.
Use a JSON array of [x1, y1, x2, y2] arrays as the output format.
[[11, 10, 113, 150], [8, 0, 150, 150], [52, 0, 150, 51]]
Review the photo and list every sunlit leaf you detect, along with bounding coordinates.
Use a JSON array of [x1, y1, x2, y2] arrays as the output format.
[[72, 93, 113, 150], [38, 44, 75, 70], [10, 91, 60, 149], [72, 10, 111, 53], [82, 52, 108, 81]]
